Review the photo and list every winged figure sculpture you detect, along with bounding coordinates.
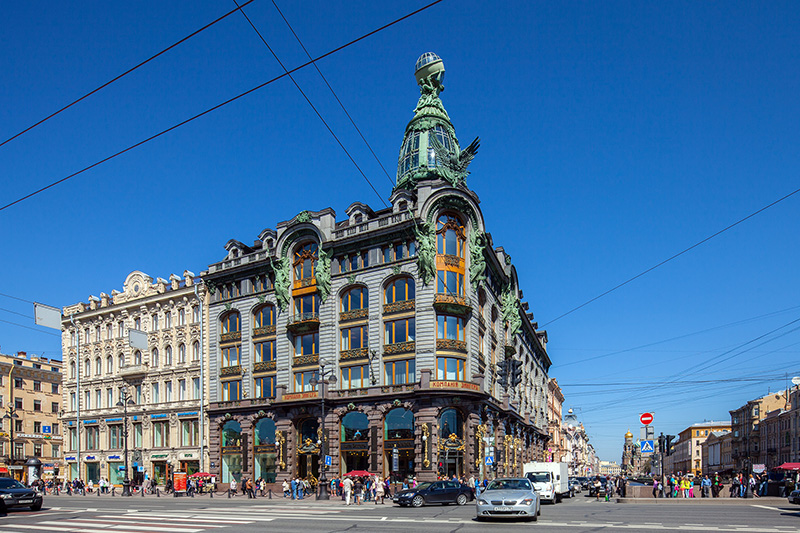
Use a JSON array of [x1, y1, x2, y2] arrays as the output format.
[[429, 132, 480, 186]]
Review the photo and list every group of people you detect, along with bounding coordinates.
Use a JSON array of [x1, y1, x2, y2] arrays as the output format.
[[592, 475, 628, 500], [280, 477, 314, 499], [331, 475, 389, 504], [228, 477, 270, 498], [651, 472, 789, 498]]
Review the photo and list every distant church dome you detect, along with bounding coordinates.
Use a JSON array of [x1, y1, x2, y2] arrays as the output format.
[[625, 429, 633, 439]]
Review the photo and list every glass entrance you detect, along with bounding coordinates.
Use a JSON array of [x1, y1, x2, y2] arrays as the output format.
[[85, 462, 100, 483]]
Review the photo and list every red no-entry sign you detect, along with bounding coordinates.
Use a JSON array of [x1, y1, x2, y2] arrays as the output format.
[[640, 412, 654, 425]]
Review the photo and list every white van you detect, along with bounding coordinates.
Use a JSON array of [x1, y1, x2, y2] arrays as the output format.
[[523, 462, 570, 503]]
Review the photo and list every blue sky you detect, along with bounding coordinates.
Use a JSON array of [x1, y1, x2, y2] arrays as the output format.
[[2, 1, 799, 461]]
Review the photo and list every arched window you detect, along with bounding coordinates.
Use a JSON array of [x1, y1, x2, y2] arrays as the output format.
[[106, 355, 113, 373], [222, 420, 242, 447], [134, 350, 142, 365], [439, 408, 463, 439], [255, 418, 276, 445], [385, 408, 414, 440], [293, 242, 318, 281], [69, 361, 76, 379], [84, 358, 91, 376], [384, 277, 415, 304], [437, 214, 465, 257], [253, 305, 276, 328], [192, 341, 200, 361], [299, 418, 319, 443], [341, 411, 369, 442], [178, 343, 186, 363], [151, 348, 159, 368], [165, 345, 173, 366], [341, 286, 368, 312], [95, 357, 102, 375], [118, 353, 125, 369], [221, 311, 241, 335]]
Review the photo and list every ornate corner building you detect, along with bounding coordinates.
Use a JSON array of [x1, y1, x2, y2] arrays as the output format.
[[204, 53, 552, 484]]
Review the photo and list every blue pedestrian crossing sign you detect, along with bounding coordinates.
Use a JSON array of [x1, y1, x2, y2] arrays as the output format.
[[324, 455, 332, 466], [485, 456, 494, 466], [641, 440, 655, 454]]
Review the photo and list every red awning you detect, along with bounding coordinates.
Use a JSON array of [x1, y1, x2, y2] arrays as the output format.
[[0, 467, 8, 473], [777, 462, 800, 471]]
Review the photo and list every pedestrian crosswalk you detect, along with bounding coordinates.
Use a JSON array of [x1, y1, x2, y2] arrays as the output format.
[[3, 506, 351, 533]]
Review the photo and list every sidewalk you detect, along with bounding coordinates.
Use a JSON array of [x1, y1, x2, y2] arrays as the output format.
[[615, 496, 790, 505]]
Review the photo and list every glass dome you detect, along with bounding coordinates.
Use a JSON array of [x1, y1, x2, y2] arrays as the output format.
[[415, 52, 441, 73]]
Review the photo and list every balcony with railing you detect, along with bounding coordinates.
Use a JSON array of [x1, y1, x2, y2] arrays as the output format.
[[383, 300, 415, 315], [119, 364, 148, 380], [287, 312, 320, 333], [433, 293, 471, 316]]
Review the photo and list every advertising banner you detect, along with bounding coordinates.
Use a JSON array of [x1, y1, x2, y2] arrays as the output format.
[[173, 471, 187, 492]]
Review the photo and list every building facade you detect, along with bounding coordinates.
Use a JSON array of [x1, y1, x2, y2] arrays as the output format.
[[0, 352, 62, 482], [701, 430, 734, 475], [671, 421, 730, 475], [546, 378, 564, 462], [61, 271, 208, 485], [758, 408, 791, 470], [729, 392, 786, 472], [621, 429, 642, 475], [203, 53, 552, 485]]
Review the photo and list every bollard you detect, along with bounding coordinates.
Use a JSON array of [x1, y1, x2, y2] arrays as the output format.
[[210, 490, 213, 498], [142, 486, 145, 497], [97, 489, 101, 497], [228, 489, 231, 499], [112, 487, 115, 497], [269, 489, 272, 500], [157, 488, 160, 497]]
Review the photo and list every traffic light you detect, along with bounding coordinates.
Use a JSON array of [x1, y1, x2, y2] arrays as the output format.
[[510, 360, 523, 387], [658, 433, 665, 453], [665, 435, 675, 456], [438, 462, 444, 475], [496, 360, 509, 388]]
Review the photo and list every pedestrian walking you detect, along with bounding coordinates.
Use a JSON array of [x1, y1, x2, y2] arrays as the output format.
[[375, 477, 385, 504], [230, 478, 237, 497], [343, 476, 353, 505], [290, 478, 297, 500]]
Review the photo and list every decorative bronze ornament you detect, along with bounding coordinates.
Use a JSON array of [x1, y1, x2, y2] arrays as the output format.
[[422, 424, 430, 468]]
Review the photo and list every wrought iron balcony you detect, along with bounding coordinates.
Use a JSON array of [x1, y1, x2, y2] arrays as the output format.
[[287, 312, 320, 333], [433, 293, 471, 316]]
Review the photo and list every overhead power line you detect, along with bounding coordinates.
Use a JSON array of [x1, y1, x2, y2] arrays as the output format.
[[0, 0, 258, 149], [270, 0, 396, 187], [541, 185, 800, 327], [0, 291, 35, 304], [232, 0, 387, 207], [0, 0, 444, 213], [0, 318, 61, 337], [0, 306, 33, 319], [556, 303, 800, 368]]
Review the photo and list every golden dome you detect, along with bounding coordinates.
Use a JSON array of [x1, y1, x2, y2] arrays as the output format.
[[625, 429, 633, 439]]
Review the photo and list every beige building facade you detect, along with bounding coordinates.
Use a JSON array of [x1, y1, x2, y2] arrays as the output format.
[[547, 378, 564, 462], [0, 351, 63, 482], [729, 392, 786, 472], [671, 421, 730, 475], [61, 271, 208, 486]]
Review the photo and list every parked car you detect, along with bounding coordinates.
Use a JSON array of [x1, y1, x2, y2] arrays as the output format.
[[475, 477, 540, 522], [789, 489, 800, 505], [0, 478, 43, 512], [568, 478, 582, 494], [575, 476, 591, 490], [393, 480, 474, 507]]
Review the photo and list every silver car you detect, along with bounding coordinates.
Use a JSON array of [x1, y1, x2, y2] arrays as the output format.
[[475, 477, 541, 522]]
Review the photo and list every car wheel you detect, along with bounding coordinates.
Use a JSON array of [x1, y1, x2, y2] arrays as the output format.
[[31, 502, 42, 512], [531, 511, 538, 522], [456, 494, 468, 506], [412, 495, 425, 507]]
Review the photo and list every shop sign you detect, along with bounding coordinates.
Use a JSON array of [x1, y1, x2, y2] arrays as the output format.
[[108, 455, 121, 460], [65, 456, 76, 461], [429, 380, 480, 391], [86, 456, 96, 460], [283, 391, 318, 401], [177, 412, 198, 417], [9, 465, 24, 470], [181, 453, 197, 459], [151, 414, 168, 419], [151, 454, 169, 459]]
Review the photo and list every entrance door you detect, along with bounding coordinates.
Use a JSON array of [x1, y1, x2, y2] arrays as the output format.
[[297, 454, 319, 479]]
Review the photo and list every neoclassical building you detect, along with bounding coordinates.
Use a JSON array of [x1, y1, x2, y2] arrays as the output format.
[[61, 271, 208, 485], [203, 53, 552, 484]]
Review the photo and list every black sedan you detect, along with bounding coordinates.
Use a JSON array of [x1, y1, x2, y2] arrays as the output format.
[[0, 478, 43, 512], [393, 480, 474, 507]]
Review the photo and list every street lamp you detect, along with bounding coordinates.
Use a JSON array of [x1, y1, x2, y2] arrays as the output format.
[[116, 389, 135, 496], [3, 406, 20, 467], [309, 364, 337, 500]]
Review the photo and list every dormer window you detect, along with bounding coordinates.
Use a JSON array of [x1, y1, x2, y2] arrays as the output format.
[[354, 214, 363, 223]]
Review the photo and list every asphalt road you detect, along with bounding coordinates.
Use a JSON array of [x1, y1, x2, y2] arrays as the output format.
[[1, 491, 799, 532]]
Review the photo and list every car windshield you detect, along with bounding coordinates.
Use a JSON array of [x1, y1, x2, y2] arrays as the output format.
[[527, 473, 551, 483], [0, 478, 26, 489], [415, 482, 433, 491], [486, 479, 532, 491]]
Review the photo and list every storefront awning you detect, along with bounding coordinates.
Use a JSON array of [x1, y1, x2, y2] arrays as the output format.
[[777, 462, 800, 471], [0, 467, 8, 474]]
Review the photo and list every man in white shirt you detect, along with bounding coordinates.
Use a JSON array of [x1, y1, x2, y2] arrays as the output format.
[[343, 476, 353, 505]]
